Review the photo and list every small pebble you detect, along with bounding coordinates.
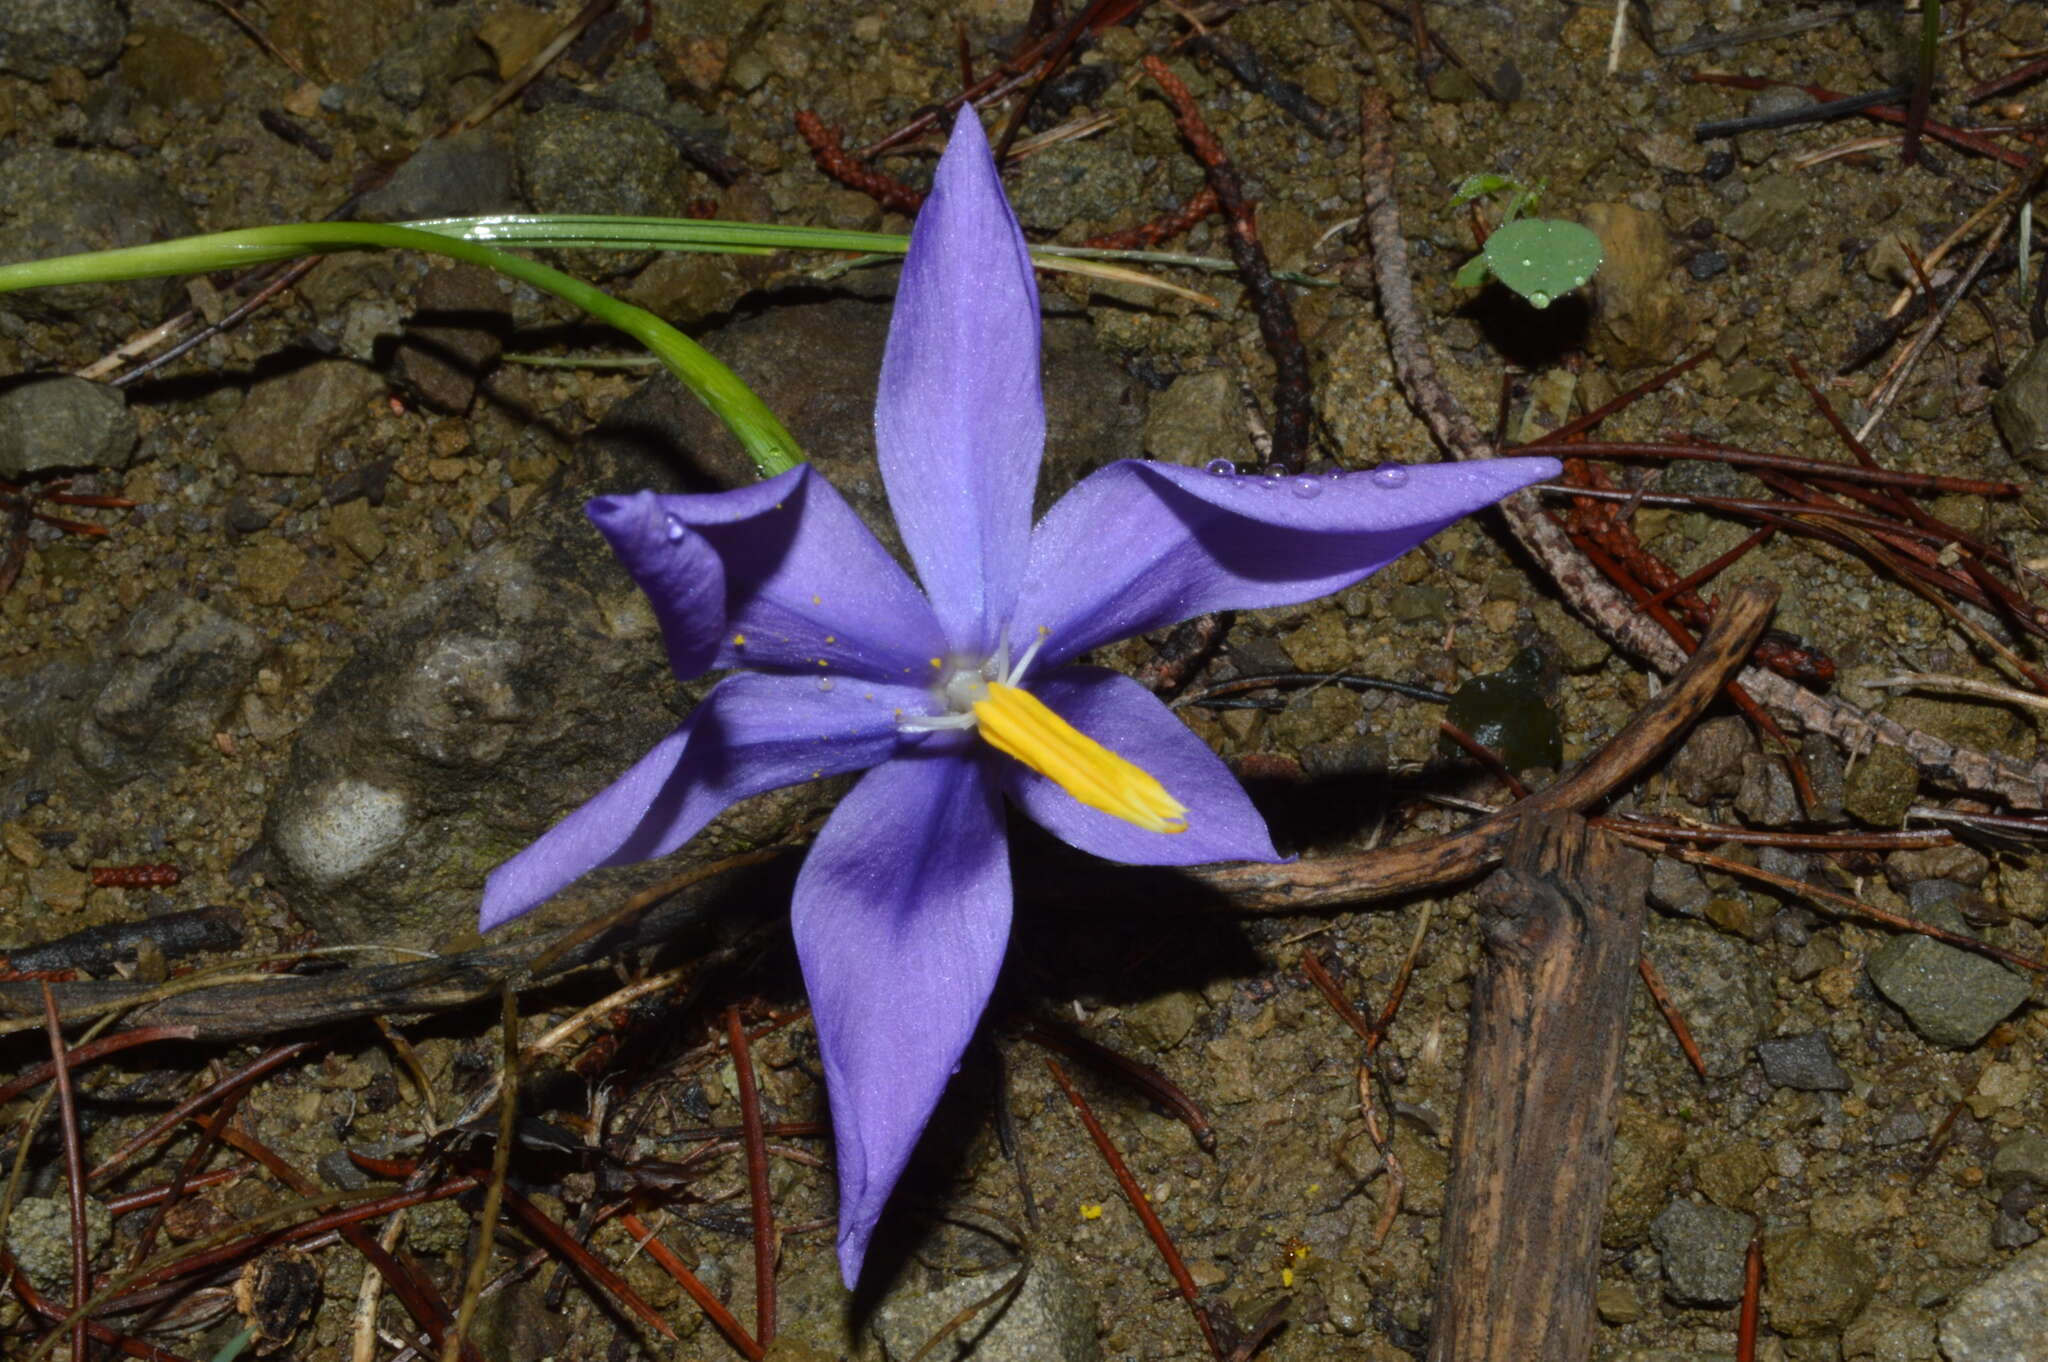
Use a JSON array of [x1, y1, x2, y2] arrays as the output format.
[[1687, 249, 1730, 280], [1756, 1031, 1850, 1092]]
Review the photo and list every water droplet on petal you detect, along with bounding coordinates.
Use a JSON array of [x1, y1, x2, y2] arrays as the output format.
[[664, 514, 685, 541], [816, 677, 835, 692], [1205, 458, 1237, 476], [1529, 291, 1551, 309], [1370, 463, 1410, 489], [1291, 476, 1323, 500], [1261, 462, 1288, 478]]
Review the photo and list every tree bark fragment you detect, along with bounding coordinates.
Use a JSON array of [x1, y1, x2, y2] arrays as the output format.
[[1427, 814, 1650, 1362]]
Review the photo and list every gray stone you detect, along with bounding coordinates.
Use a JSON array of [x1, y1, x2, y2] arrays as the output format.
[[1787, 932, 1843, 982], [1733, 751, 1799, 826], [516, 104, 692, 219], [355, 131, 518, 222], [73, 592, 264, 784], [0, 148, 198, 332], [1907, 878, 1999, 929], [1801, 732, 1847, 822], [1766, 1229, 1877, 1338], [1997, 1186, 2042, 1251], [1995, 339, 2048, 465], [1748, 88, 1821, 122], [1142, 369, 1244, 468], [1873, 1108, 1928, 1147], [0, 0, 126, 78], [1648, 857, 1709, 917], [224, 361, 386, 478], [1722, 173, 1811, 252], [1643, 920, 1770, 1078], [1757, 845, 1814, 893], [5, 1195, 112, 1290], [1839, 1299, 1937, 1362], [392, 264, 510, 414], [1990, 1133, 2048, 1192], [1886, 842, 1988, 890], [0, 376, 137, 476], [1651, 1199, 1752, 1306], [1938, 1240, 2048, 1362], [872, 1255, 1100, 1362], [1756, 1032, 1849, 1091], [1667, 715, 1753, 804], [1867, 927, 2030, 1048]]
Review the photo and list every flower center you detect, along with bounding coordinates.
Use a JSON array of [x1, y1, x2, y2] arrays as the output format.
[[902, 639, 1186, 835]]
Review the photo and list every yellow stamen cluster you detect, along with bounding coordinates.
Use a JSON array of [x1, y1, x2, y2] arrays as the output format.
[[971, 682, 1186, 834]]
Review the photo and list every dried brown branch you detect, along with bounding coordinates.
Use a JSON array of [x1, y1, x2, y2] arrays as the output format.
[[1142, 55, 1312, 470]]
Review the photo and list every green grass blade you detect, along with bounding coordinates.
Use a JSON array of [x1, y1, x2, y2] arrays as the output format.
[[0, 222, 802, 477]]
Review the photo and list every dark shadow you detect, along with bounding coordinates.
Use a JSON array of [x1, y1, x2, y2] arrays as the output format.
[[1460, 283, 1593, 371]]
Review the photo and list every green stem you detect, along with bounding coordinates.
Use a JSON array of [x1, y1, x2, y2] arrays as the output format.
[[0, 223, 802, 477]]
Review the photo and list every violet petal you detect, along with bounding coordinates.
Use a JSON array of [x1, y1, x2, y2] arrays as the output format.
[[999, 666, 1280, 865], [583, 489, 726, 680], [479, 671, 930, 930], [591, 466, 947, 683], [874, 111, 1043, 658], [1012, 457, 1561, 669], [792, 748, 1011, 1285]]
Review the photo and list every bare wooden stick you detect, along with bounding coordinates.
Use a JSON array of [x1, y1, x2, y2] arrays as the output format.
[[1427, 815, 1650, 1362], [1356, 87, 2048, 810]]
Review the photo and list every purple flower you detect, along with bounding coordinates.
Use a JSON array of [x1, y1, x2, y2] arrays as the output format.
[[481, 112, 1558, 1286]]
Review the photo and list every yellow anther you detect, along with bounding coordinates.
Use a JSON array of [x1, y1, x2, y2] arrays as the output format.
[[971, 682, 1186, 834], [732, 634, 746, 646]]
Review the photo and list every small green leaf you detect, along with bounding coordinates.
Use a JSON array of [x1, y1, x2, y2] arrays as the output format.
[[1449, 172, 1519, 208], [1481, 218, 1603, 309], [1452, 253, 1493, 290]]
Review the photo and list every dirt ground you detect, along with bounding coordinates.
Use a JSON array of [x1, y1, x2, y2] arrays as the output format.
[[1, 1, 2046, 1359]]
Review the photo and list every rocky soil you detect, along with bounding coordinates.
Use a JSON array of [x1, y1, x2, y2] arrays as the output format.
[[0, 1, 2045, 1360]]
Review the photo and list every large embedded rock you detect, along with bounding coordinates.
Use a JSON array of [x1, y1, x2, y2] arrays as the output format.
[[0, 0, 126, 79], [0, 148, 198, 335]]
